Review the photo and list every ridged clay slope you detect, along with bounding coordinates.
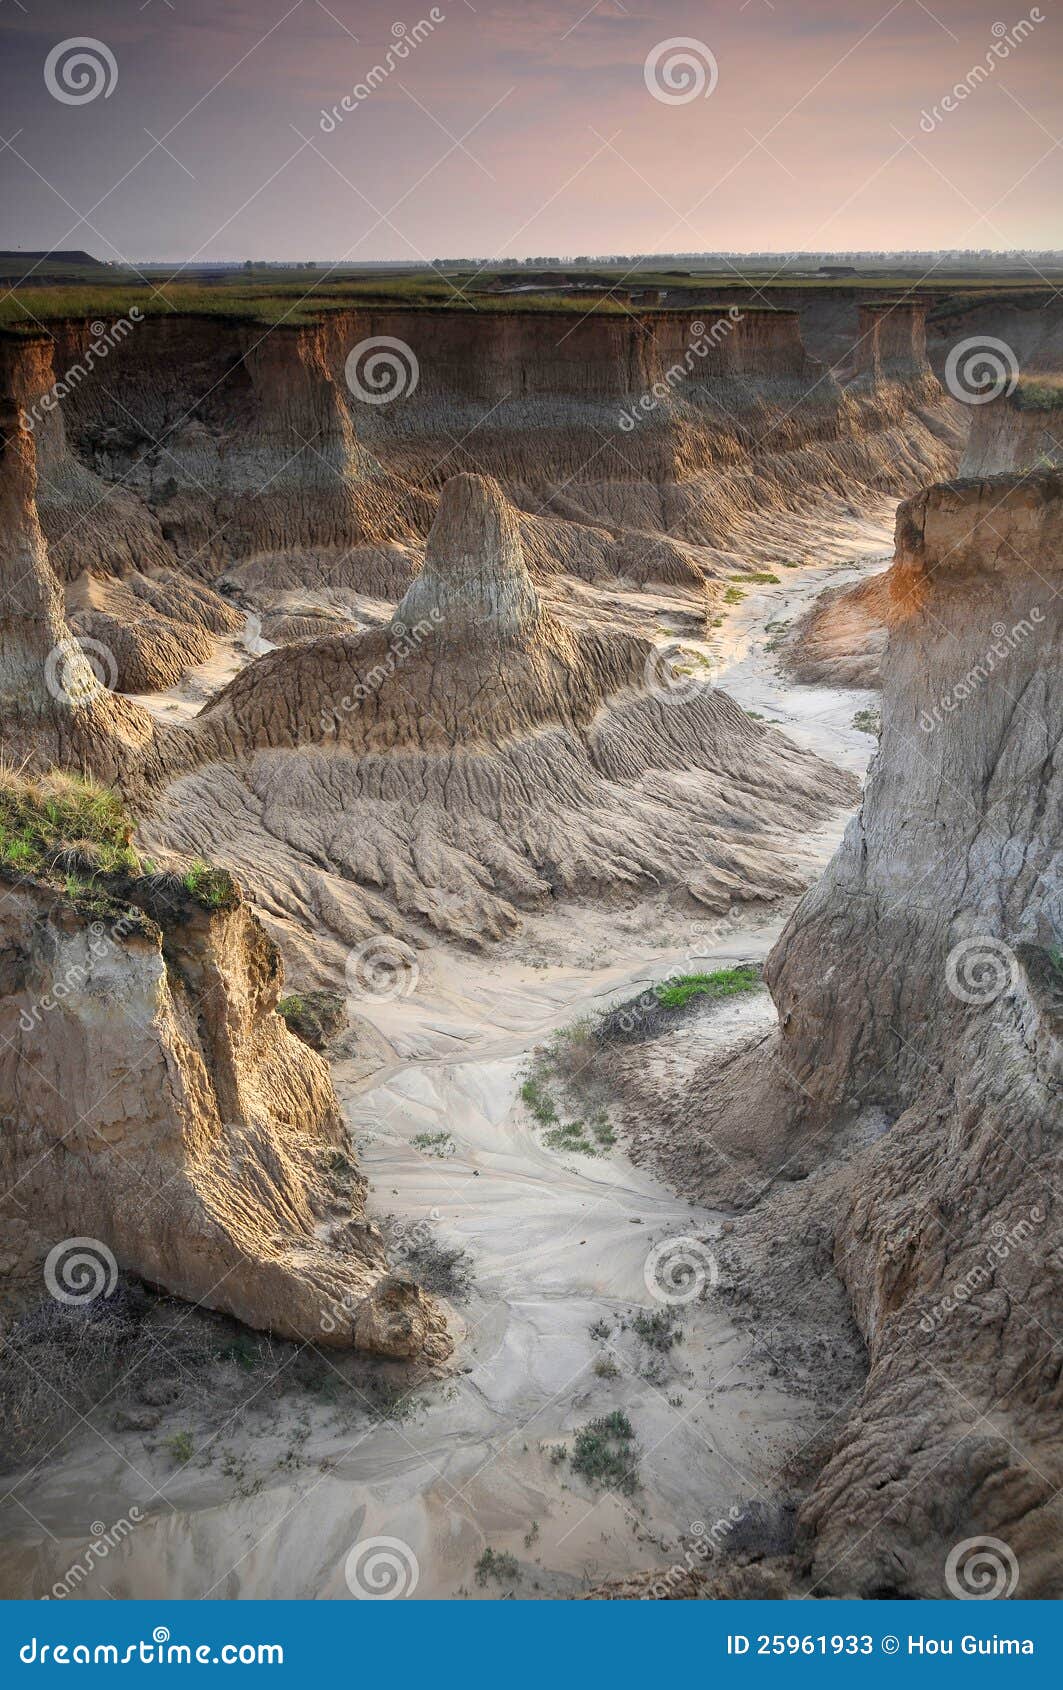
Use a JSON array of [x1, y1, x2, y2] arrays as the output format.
[[140, 474, 858, 966], [616, 466, 1063, 1597], [0, 385, 164, 786], [0, 865, 448, 1358]]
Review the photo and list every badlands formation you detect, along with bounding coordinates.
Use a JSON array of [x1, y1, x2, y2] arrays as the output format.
[[0, 289, 1059, 1599], [597, 464, 1063, 1597]]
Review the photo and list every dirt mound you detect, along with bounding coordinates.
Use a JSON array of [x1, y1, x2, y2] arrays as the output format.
[[139, 475, 857, 962], [613, 469, 1063, 1597], [778, 570, 892, 687]]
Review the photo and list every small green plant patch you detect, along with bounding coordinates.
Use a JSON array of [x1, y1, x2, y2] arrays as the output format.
[[542, 1120, 594, 1154], [655, 964, 761, 1011], [723, 586, 746, 604], [570, 1410, 639, 1494], [475, 1548, 520, 1587], [631, 1308, 684, 1351], [852, 707, 882, 737], [0, 769, 140, 883], [411, 1130, 455, 1157], [1012, 376, 1063, 411], [182, 860, 238, 911], [519, 1077, 557, 1125], [219, 1336, 261, 1372], [165, 1430, 195, 1466], [520, 1053, 615, 1158]]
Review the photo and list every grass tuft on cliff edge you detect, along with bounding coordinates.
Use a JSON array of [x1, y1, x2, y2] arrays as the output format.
[[0, 765, 240, 923], [0, 766, 140, 884]]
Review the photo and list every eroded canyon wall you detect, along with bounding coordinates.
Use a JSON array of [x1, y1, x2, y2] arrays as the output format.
[[670, 465, 1063, 1597], [20, 304, 961, 584]]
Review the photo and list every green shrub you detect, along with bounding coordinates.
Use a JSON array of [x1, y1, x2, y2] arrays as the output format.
[[519, 1077, 557, 1125], [411, 1130, 455, 1157], [852, 707, 881, 737], [631, 1308, 683, 1350], [475, 1548, 520, 1586], [543, 1121, 598, 1155], [165, 1430, 195, 1465], [571, 1410, 639, 1494]]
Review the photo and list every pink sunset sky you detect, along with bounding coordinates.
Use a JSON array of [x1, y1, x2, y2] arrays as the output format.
[[1, 0, 1059, 261]]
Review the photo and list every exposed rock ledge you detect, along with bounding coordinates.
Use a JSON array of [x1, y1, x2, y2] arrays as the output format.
[[0, 865, 448, 1360]]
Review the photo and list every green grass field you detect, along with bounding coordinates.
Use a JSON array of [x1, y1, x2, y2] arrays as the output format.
[[1, 264, 1057, 333]]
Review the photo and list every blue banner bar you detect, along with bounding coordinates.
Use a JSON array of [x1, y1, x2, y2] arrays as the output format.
[[1, 1600, 1058, 1685]]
